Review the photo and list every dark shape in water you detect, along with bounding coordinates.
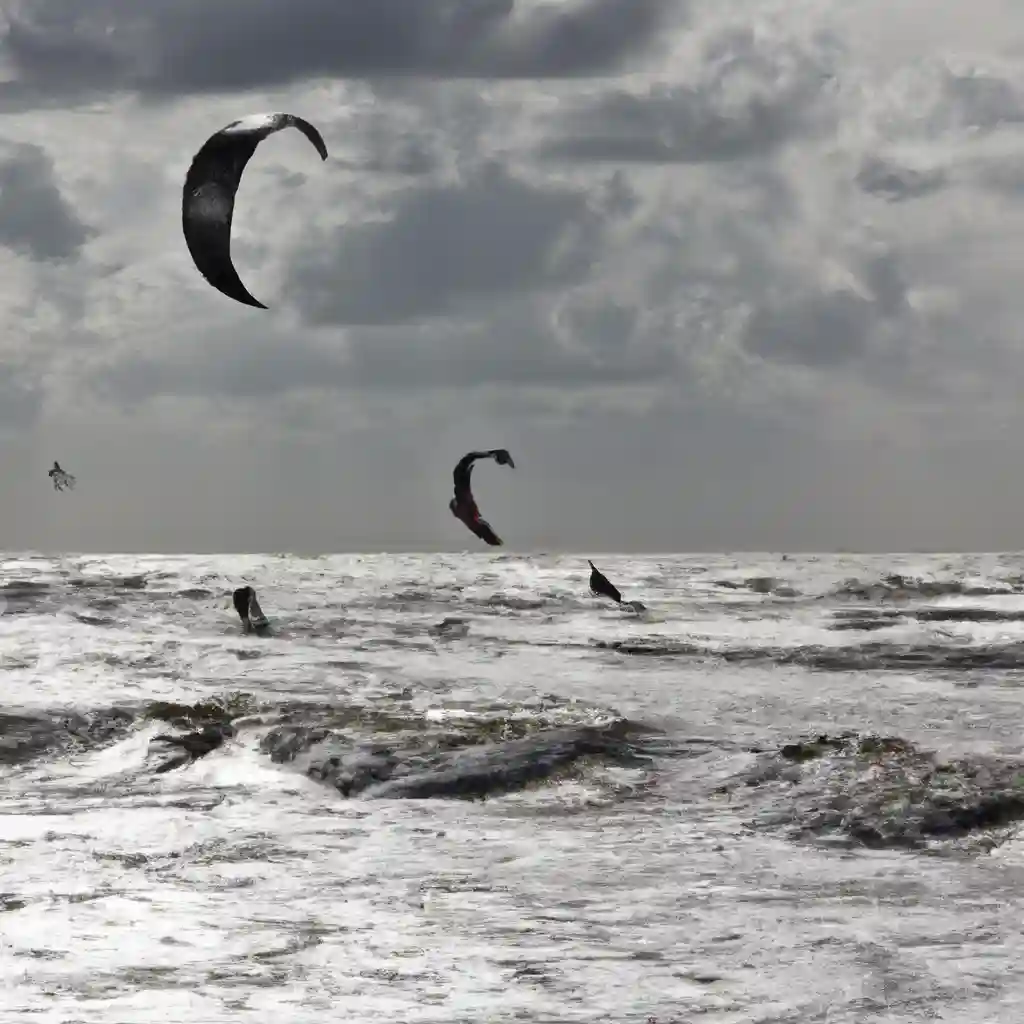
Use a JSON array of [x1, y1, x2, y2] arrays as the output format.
[[588, 560, 622, 603], [48, 461, 75, 492], [779, 734, 849, 762], [182, 113, 328, 308], [232, 585, 270, 636], [144, 694, 254, 730], [261, 719, 655, 800], [431, 616, 470, 638], [449, 448, 515, 546], [152, 722, 235, 774], [1, 708, 134, 766], [726, 730, 1024, 850], [588, 560, 645, 611]]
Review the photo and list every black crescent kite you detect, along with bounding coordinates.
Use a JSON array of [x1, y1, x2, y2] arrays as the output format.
[[588, 560, 622, 604], [182, 113, 328, 309], [450, 449, 515, 546]]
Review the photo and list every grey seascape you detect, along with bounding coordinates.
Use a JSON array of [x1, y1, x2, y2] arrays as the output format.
[[3, 552, 1024, 1022], [3, 0, 1024, 1020]]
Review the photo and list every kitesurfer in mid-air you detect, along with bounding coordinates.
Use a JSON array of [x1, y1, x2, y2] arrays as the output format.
[[48, 461, 75, 492], [450, 449, 515, 546]]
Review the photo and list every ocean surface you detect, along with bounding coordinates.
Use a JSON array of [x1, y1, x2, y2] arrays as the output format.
[[3, 552, 1024, 1023]]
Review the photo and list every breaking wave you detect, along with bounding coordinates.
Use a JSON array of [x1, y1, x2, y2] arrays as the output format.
[[6, 552, 1024, 1021]]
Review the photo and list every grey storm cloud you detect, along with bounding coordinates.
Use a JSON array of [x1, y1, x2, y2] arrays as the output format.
[[743, 291, 877, 368], [855, 156, 948, 202], [88, 293, 678, 405], [741, 249, 909, 370], [341, 300, 678, 390], [0, 367, 41, 427], [287, 162, 606, 326], [848, 64, 1024, 201], [0, 143, 93, 261], [89, 329, 351, 407], [337, 137, 441, 178], [742, 252, 910, 370], [4, 0, 1024, 554], [871, 63, 1024, 145], [538, 27, 836, 164], [0, 0, 678, 100], [937, 68, 1024, 132]]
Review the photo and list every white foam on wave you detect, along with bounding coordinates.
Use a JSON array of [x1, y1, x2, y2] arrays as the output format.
[[51, 721, 167, 781], [3, 552, 1024, 1021], [178, 730, 324, 798]]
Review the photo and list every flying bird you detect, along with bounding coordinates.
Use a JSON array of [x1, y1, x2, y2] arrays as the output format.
[[48, 461, 75, 492], [182, 113, 328, 308], [588, 560, 622, 604], [450, 449, 515, 546]]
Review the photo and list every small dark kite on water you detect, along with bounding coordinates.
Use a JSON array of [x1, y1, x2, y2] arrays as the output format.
[[48, 461, 75, 492], [588, 560, 622, 603], [182, 113, 328, 309], [588, 560, 645, 612], [450, 449, 515, 546]]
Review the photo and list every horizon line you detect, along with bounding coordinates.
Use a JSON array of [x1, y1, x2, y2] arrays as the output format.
[[3, 549, 1023, 558]]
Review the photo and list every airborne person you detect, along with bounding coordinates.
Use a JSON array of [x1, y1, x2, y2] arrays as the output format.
[[449, 449, 515, 546], [48, 461, 76, 492]]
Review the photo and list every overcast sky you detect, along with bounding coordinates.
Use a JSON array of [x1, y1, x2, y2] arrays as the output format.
[[1, 0, 1024, 552]]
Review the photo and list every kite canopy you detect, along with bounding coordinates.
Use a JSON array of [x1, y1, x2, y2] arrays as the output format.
[[182, 113, 328, 309]]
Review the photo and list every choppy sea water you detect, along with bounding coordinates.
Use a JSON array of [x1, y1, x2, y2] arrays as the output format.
[[4, 552, 1024, 1022]]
